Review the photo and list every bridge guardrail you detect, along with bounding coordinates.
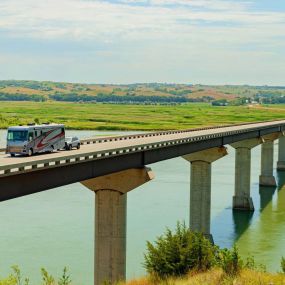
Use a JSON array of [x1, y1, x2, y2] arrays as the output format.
[[80, 119, 285, 146], [1, 120, 285, 178]]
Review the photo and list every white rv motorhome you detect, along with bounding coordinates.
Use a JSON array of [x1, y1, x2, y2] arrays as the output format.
[[6, 123, 65, 156]]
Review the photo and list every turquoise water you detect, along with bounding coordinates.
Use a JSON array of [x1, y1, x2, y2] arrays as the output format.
[[0, 130, 284, 284]]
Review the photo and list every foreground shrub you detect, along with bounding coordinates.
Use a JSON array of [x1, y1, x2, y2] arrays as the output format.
[[281, 256, 285, 273], [58, 267, 71, 285], [218, 246, 243, 277], [41, 268, 55, 285], [143, 222, 218, 278], [0, 266, 71, 285]]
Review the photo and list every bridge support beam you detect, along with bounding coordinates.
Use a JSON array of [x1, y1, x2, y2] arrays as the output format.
[[230, 138, 263, 211], [277, 135, 285, 171], [259, 133, 280, 187], [81, 167, 154, 285], [183, 147, 228, 242]]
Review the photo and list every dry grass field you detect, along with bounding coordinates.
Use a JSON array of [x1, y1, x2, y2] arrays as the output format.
[[117, 269, 285, 285]]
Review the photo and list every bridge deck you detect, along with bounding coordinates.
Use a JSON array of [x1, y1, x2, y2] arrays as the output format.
[[1, 120, 285, 176]]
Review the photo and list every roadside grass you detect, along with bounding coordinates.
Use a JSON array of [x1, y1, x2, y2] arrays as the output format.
[[0, 101, 284, 130], [117, 269, 285, 285]]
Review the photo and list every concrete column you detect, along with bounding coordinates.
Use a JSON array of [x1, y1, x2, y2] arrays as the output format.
[[277, 135, 285, 171], [81, 167, 154, 285], [183, 147, 228, 241], [259, 133, 280, 187], [230, 138, 263, 211]]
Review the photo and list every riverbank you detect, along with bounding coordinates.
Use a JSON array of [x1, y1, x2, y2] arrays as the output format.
[[117, 269, 285, 285], [1, 267, 285, 285], [0, 101, 285, 130]]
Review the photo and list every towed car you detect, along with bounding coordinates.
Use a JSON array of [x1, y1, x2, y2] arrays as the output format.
[[65, 136, 80, 150]]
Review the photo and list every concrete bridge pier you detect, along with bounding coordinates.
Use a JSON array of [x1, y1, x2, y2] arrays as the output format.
[[230, 138, 263, 211], [81, 167, 154, 285], [183, 147, 228, 241], [277, 135, 285, 171], [259, 133, 280, 187]]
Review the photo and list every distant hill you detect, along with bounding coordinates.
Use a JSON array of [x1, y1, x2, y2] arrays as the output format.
[[0, 80, 284, 104]]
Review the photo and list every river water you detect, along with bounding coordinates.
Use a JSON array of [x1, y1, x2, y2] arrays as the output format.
[[0, 129, 285, 284]]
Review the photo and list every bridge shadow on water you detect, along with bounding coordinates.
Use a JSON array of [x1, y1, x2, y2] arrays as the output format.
[[211, 171, 285, 250], [277, 171, 285, 191]]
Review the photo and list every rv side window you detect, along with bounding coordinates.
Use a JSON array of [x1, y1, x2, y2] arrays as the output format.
[[28, 132, 34, 142]]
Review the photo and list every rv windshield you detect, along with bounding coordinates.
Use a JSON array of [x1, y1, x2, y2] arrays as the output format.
[[7, 130, 28, 142]]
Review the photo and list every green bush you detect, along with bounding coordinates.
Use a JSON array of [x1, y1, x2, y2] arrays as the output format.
[[0, 266, 30, 285], [41, 268, 55, 285], [143, 222, 218, 278], [243, 256, 266, 272], [281, 257, 285, 273], [0, 266, 70, 285], [58, 267, 71, 285], [218, 246, 243, 276], [244, 255, 255, 270]]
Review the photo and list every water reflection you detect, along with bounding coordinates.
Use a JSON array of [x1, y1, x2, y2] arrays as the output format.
[[220, 169, 285, 270], [277, 171, 285, 190], [232, 210, 254, 241], [235, 181, 285, 271], [259, 186, 276, 210]]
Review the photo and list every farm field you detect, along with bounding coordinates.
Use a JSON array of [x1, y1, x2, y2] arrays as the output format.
[[0, 101, 284, 130]]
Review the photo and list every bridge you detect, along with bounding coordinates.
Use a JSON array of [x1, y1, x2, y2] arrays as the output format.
[[1, 120, 285, 285]]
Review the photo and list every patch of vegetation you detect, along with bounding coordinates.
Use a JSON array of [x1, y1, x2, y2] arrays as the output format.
[[143, 222, 254, 280], [0, 93, 46, 102], [116, 223, 283, 285], [144, 222, 218, 278], [0, 266, 71, 285], [116, 269, 285, 285], [49, 93, 195, 103], [281, 256, 285, 274], [0, 101, 284, 130], [217, 246, 243, 276]]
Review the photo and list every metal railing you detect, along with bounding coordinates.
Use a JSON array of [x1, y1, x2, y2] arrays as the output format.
[[80, 119, 285, 145]]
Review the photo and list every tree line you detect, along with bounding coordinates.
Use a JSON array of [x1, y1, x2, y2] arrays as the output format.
[[49, 93, 202, 103], [1, 91, 204, 103], [0, 92, 46, 102]]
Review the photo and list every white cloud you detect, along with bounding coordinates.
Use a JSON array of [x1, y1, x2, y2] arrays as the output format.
[[0, 0, 284, 84], [150, 0, 250, 10], [0, 0, 284, 42]]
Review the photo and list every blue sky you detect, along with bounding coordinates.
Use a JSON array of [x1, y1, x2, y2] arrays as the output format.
[[0, 0, 284, 85]]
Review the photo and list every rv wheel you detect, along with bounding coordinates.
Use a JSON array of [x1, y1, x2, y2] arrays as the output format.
[[10, 153, 15, 157], [77, 144, 80, 149], [28, 149, 33, 156]]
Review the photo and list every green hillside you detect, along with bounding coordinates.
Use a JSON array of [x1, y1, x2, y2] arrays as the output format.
[[0, 80, 285, 104]]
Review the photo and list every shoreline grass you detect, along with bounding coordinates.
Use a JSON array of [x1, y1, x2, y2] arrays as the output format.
[[117, 269, 285, 285]]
